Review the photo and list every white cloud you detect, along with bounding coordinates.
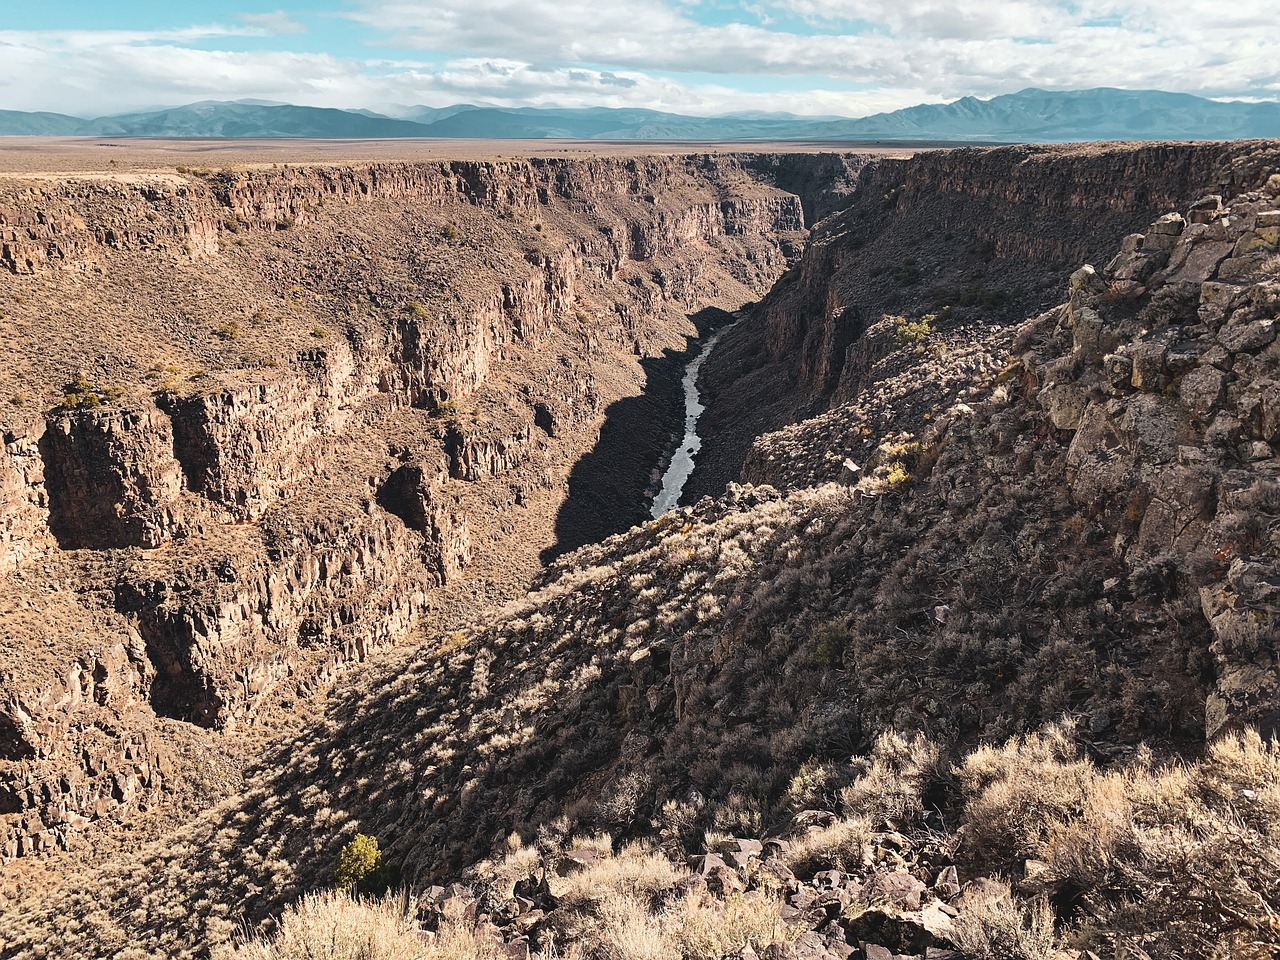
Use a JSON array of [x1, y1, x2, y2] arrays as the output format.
[[0, 0, 1277, 119], [0, 30, 921, 118], [346, 0, 1280, 99], [237, 11, 308, 35]]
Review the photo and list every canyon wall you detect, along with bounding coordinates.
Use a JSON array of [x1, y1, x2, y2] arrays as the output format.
[[0, 153, 842, 857], [688, 140, 1280, 500]]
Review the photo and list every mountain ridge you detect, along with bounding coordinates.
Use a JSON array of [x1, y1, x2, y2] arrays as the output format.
[[3, 87, 1279, 142]]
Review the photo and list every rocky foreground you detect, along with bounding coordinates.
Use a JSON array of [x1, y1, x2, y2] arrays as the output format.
[[1, 143, 1278, 959]]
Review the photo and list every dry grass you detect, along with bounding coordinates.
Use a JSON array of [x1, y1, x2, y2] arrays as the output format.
[[840, 730, 948, 828], [958, 727, 1280, 957], [550, 839, 683, 913], [226, 891, 423, 960], [781, 818, 873, 877], [949, 881, 1056, 960]]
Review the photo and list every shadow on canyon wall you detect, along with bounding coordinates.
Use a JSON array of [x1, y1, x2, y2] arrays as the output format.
[[540, 306, 736, 563]]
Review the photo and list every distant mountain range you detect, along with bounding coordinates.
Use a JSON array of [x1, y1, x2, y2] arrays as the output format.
[[3, 88, 1278, 142]]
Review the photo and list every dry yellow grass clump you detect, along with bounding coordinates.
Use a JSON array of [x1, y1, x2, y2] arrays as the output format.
[[227, 891, 504, 960], [212, 725, 1280, 960]]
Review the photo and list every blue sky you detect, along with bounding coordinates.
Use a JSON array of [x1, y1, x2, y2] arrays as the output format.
[[2, 0, 1278, 117]]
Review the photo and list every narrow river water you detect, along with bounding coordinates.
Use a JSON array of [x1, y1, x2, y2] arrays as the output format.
[[650, 321, 736, 518]]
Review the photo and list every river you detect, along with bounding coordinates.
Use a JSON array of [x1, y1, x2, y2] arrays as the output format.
[[650, 321, 735, 518]]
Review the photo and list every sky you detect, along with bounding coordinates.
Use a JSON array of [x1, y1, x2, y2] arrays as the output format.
[[1, 1, 1278, 119]]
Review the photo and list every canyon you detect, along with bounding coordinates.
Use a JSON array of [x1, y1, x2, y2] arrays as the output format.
[[0, 138, 1278, 960], [0, 150, 854, 861]]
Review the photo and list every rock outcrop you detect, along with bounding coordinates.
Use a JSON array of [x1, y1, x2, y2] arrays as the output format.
[[1043, 181, 1280, 738]]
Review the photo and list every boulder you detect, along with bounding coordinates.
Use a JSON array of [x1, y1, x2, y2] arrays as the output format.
[[1179, 365, 1228, 419], [1165, 240, 1233, 285], [1218, 318, 1277, 354], [1071, 305, 1106, 357], [865, 870, 927, 910], [1186, 195, 1224, 224], [933, 866, 961, 900], [1128, 340, 1168, 391], [555, 847, 601, 876], [1070, 264, 1107, 296], [1141, 213, 1185, 250], [1041, 383, 1090, 431], [705, 864, 745, 898]]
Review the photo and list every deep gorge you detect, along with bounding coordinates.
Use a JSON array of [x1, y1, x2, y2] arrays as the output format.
[[2, 141, 1271, 860], [2, 139, 1279, 960], [0, 151, 855, 858]]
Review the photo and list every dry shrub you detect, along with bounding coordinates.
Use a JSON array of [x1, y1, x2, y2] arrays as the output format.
[[551, 840, 682, 912], [956, 726, 1280, 956], [547, 840, 793, 959], [669, 889, 793, 956], [588, 891, 678, 960], [566, 881, 792, 960], [1056, 733, 1280, 956], [229, 890, 503, 960], [786, 758, 846, 812], [782, 817, 873, 877], [469, 833, 544, 900], [949, 881, 1055, 960], [840, 730, 947, 827], [957, 721, 1093, 867]]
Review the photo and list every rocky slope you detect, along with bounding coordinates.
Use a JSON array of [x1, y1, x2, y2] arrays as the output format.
[[0, 152, 869, 860], [2, 148, 1277, 960]]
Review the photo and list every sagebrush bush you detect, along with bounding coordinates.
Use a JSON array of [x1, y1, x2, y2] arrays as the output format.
[[229, 891, 423, 960], [957, 726, 1280, 957], [841, 729, 948, 828], [782, 817, 872, 877], [949, 882, 1055, 960]]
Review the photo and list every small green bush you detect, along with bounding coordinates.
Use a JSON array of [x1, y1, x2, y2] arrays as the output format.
[[892, 314, 933, 348], [59, 374, 125, 410], [812, 621, 849, 667], [441, 222, 460, 242], [335, 834, 397, 897]]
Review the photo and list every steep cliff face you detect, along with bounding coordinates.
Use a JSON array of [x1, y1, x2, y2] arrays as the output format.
[[0, 153, 824, 858], [0, 431, 48, 577], [689, 141, 1280, 500]]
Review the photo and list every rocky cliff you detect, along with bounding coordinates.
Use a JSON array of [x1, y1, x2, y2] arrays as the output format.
[[689, 141, 1280, 500], [0, 153, 855, 859]]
